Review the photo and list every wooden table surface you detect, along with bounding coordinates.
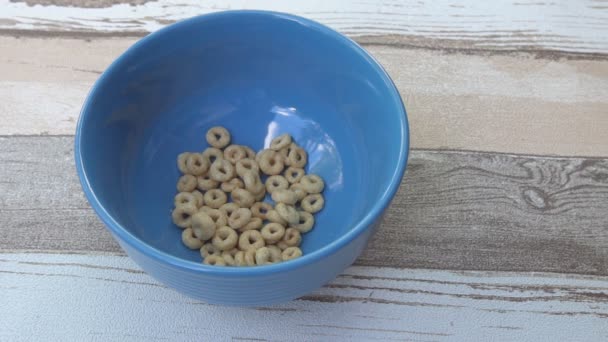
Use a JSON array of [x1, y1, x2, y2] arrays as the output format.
[[1, 1, 607, 341]]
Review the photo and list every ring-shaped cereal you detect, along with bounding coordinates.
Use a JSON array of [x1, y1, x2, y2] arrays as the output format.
[[288, 146, 307, 168], [270, 133, 292, 151], [203, 255, 226, 266], [282, 227, 302, 247], [242, 145, 256, 160], [289, 183, 308, 201], [197, 174, 219, 191], [271, 189, 298, 205], [177, 174, 197, 192], [221, 251, 236, 266], [206, 126, 231, 149], [200, 243, 222, 258], [202, 147, 224, 163], [219, 202, 240, 218], [284, 167, 305, 184], [181, 228, 204, 249], [244, 249, 257, 266], [275, 202, 300, 225], [239, 217, 263, 232], [254, 247, 272, 265], [191, 190, 204, 208], [282, 247, 303, 261], [242, 171, 265, 194], [223, 144, 247, 164], [203, 189, 228, 209], [276, 241, 289, 250], [209, 159, 235, 182], [171, 203, 197, 228], [292, 211, 315, 233], [301, 194, 324, 214], [234, 251, 247, 266], [186, 153, 209, 176], [204, 208, 228, 228], [261, 222, 286, 244], [265, 175, 289, 193], [174, 192, 197, 208], [238, 230, 265, 251], [254, 188, 266, 201], [220, 178, 244, 193], [267, 245, 283, 260], [300, 174, 325, 194], [250, 202, 272, 220], [258, 149, 285, 175], [212, 226, 238, 251], [191, 211, 216, 241], [177, 152, 191, 174], [231, 188, 255, 208], [236, 158, 260, 177], [228, 208, 252, 229], [266, 209, 287, 225]]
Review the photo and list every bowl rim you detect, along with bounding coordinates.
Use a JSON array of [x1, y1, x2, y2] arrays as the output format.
[[75, 10, 410, 277]]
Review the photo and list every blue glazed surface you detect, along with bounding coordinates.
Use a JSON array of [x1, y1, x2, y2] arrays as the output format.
[[75, 10, 409, 306]]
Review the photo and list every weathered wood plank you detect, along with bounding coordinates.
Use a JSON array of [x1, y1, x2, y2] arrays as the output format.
[[1, 36, 607, 156], [1, 253, 607, 341], [1, 0, 608, 54], [1, 137, 607, 275]]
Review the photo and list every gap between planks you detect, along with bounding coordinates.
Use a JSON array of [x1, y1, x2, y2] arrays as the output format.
[[1, 137, 607, 275]]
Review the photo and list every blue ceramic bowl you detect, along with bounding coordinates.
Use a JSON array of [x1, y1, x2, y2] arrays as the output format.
[[75, 10, 409, 306]]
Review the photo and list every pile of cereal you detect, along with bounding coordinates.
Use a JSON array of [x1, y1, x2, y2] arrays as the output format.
[[171, 126, 325, 266]]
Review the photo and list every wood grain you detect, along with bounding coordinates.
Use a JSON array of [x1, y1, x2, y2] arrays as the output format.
[[1, 253, 607, 341], [1, 136, 607, 275], [2, 36, 607, 156], [1, 0, 608, 55]]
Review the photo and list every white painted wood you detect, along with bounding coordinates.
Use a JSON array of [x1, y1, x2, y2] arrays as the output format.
[[1, 0, 607, 53], [1, 253, 607, 341]]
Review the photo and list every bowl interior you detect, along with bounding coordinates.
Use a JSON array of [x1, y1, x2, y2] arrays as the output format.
[[79, 12, 406, 263]]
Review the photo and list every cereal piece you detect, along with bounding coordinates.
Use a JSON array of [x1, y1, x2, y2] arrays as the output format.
[[224, 247, 239, 257], [206, 126, 231, 149], [254, 189, 266, 201], [212, 226, 238, 251], [289, 183, 308, 201], [275, 203, 299, 225], [221, 251, 236, 266], [203, 189, 228, 209], [236, 158, 260, 177], [204, 208, 228, 227], [197, 174, 219, 191], [255, 246, 282, 265], [224, 144, 247, 164], [265, 175, 289, 193], [276, 241, 289, 250], [181, 228, 204, 249], [278, 144, 293, 165], [186, 153, 210, 176], [191, 190, 204, 208], [177, 174, 197, 192], [220, 178, 244, 193], [231, 188, 255, 208], [209, 159, 235, 182], [200, 243, 222, 258], [292, 211, 315, 233], [239, 217, 263, 232], [300, 174, 324, 194], [228, 208, 252, 229], [267, 245, 282, 259], [258, 149, 285, 175], [251, 202, 273, 220], [177, 152, 191, 174], [171, 203, 197, 228], [284, 167, 304, 184], [202, 147, 224, 163], [261, 223, 286, 244], [271, 189, 298, 205], [174, 192, 197, 208], [266, 210, 287, 225], [242, 145, 256, 160], [282, 228, 302, 247], [301, 194, 324, 213], [287, 146, 307, 168], [203, 255, 226, 266], [191, 211, 216, 241], [219, 202, 240, 217], [270, 133, 292, 151], [242, 171, 265, 194], [238, 230, 265, 251], [234, 251, 247, 266], [282, 247, 302, 261], [244, 249, 257, 266]]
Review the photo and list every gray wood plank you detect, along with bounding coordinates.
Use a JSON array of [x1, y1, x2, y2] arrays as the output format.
[[1, 136, 607, 275]]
